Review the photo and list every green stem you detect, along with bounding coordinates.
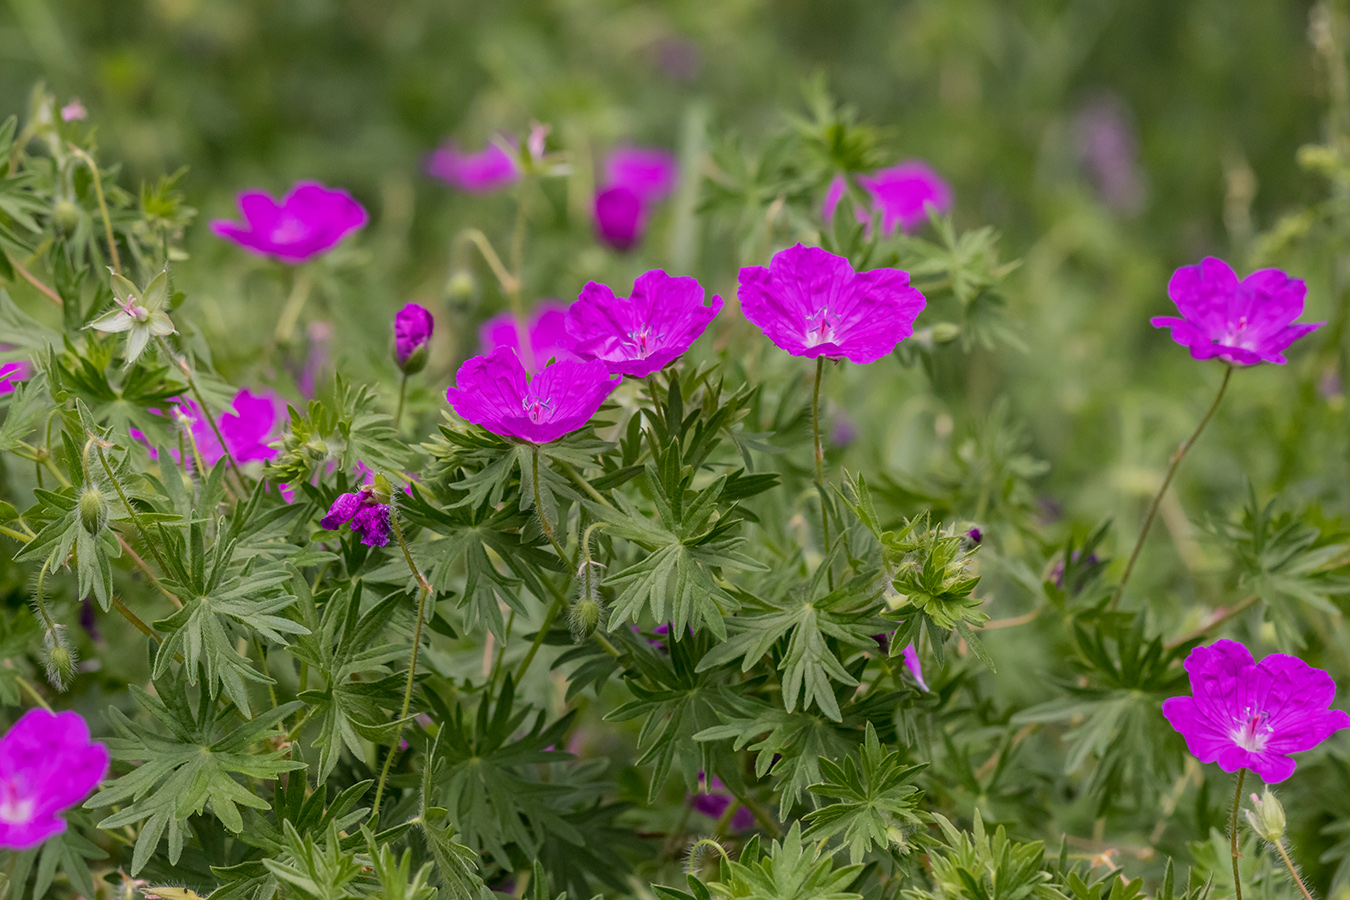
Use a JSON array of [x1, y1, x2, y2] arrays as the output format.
[[0, 525, 30, 543], [395, 372, 409, 432], [558, 459, 612, 508], [94, 440, 173, 580], [112, 597, 161, 643], [1275, 839, 1317, 900], [68, 144, 120, 275], [811, 357, 833, 589], [160, 338, 246, 491], [15, 676, 51, 712], [1231, 768, 1247, 900], [515, 591, 567, 683], [274, 266, 312, 344], [371, 511, 433, 821], [532, 447, 568, 561], [1113, 365, 1232, 608]]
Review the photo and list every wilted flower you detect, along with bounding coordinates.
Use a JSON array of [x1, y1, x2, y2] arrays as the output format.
[[480, 301, 577, 371], [446, 346, 620, 444], [1161, 639, 1350, 783], [394, 303, 435, 374], [1151, 258, 1324, 365], [85, 269, 176, 367], [858, 162, 953, 236], [738, 244, 927, 364], [210, 181, 368, 264], [320, 474, 395, 548], [134, 387, 283, 470], [0, 359, 31, 394], [593, 185, 646, 252], [426, 140, 521, 193], [0, 708, 109, 850], [565, 270, 722, 377], [872, 633, 930, 691], [691, 773, 755, 831]]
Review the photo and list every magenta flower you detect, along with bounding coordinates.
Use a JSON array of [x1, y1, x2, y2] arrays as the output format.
[[480, 301, 578, 372], [565, 270, 722, 377], [394, 303, 435, 374], [211, 181, 368, 264], [426, 141, 521, 193], [0, 359, 31, 394], [135, 388, 282, 470], [446, 347, 619, 444], [1162, 639, 1350, 783], [738, 244, 927, 364], [604, 147, 678, 203], [320, 480, 393, 548], [692, 773, 755, 831], [0, 709, 108, 850], [872, 633, 929, 691], [857, 162, 952, 236], [593, 186, 645, 253], [1151, 258, 1324, 365], [60, 99, 87, 123]]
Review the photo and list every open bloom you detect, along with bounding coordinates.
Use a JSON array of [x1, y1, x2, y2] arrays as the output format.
[[738, 244, 926, 364], [86, 269, 176, 367], [1161, 639, 1350, 783], [134, 388, 283, 470], [446, 346, 619, 444], [0, 709, 109, 850], [858, 162, 952, 236], [565, 270, 722, 377], [320, 476, 394, 548], [480, 301, 577, 372], [426, 141, 521, 193], [1151, 258, 1324, 365], [211, 181, 368, 264], [394, 303, 435, 374]]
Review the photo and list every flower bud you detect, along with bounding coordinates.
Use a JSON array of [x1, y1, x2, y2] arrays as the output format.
[[43, 625, 77, 691], [52, 199, 80, 234], [370, 473, 395, 505], [303, 439, 329, 461], [930, 322, 962, 343], [445, 269, 477, 306], [569, 594, 604, 642], [394, 302, 434, 375], [79, 485, 108, 535], [1245, 788, 1287, 843]]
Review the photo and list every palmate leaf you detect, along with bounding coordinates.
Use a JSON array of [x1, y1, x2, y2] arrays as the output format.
[[918, 812, 1067, 900], [698, 568, 886, 721], [803, 723, 926, 864], [700, 824, 863, 900], [0, 370, 49, 453], [86, 683, 304, 875]]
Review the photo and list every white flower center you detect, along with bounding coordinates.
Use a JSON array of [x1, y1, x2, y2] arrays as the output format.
[[270, 216, 312, 246], [0, 779, 34, 825], [625, 327, 660, 356], [805, 308, 840, 347], [1221, 316, 1255, 349], [1231, 708, 1273, 752]]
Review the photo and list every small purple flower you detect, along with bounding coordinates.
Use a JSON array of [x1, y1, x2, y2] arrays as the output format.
[[871, 633, 929, 691], [135, 388, 283, 470], [426, 141, 521, 193], [0, 709, 109, 850], [1151, 258, 1324, 366], [565, 270, 722, 377], [394, 303, 435, 374], [1162, 639, 1350, 783], [857, 162, 953, 236], [738, 244, 927, 364], [446, 346, 619, 445], [0, 359, 31, 394], [211, 181, 368, 264], [967, 527, 983, 545], [692, 773, 755, 831], [593, 185, 646, 252], [320, 480, 393, 548], [59, 99, 87, 123], [604, 147, 678, 203], [480, 301, 578, 372]]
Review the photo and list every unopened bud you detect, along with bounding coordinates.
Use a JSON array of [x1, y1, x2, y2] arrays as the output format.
[[568, 594, 604, 642], [445, 269, 477, 306], [398, 341, 429, 376], [303, 439, 329, 461], [930, 322, 962, 343], [43, 625, 77, 691], [370, 473, 395, 505], [53, 199, 80, 234], [79, 486, 108, 535], [1245, 788, 1286, 842]]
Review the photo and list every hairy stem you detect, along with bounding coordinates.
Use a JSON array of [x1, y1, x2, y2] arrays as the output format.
[[94, 440, 173, 580], [532, 447, 568, 561], [112, 597, 161, 643], [371, 511, 433, 821], [1113, 365, 1232, 608], [1231, 768, 1247, 900], [116, 533, 181, 607], [15, 675, 51, 712], [68, 145, 120, 275], [6, 253, 63, 305], [1275, 839, 1317, 900], [812, 357, 834, 589]]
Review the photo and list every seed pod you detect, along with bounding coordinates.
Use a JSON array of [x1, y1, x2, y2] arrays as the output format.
[[1245, 788, 1287, 843], [79, 485, 109, 535]]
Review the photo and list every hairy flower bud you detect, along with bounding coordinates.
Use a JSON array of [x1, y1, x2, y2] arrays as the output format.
[[1245, 788, 1287, 842], [43, 625, 77, 692], [52, 199, 80, 234], [370, 473, 395, 506], [569, 594, 604, 642], [445, 269, 477, 306], [79, 485, 108, 535]]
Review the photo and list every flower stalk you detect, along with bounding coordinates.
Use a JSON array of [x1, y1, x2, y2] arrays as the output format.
[[1230, 768, 1246, 900]]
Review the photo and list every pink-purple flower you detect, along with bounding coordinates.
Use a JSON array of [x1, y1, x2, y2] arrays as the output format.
[[480, 301, 577, 372], [320, 479, 394, 548], [1161, 639, 1350, 783], [0, 709, 108, 850], [738, 244, 927, 364], [565, 270, 722, 377], [426, 141, 521, 193], [134, 388, 283, 470], [858, 162, 952, 236], [0, 359, 31, 394], [446, 346, 619, 444], [211, 181, 368, 264], [593, 147, 678, 252], [394, 303, 435, 374], [1151, 258, 1324, 366], [691, 773, 755, 831]]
